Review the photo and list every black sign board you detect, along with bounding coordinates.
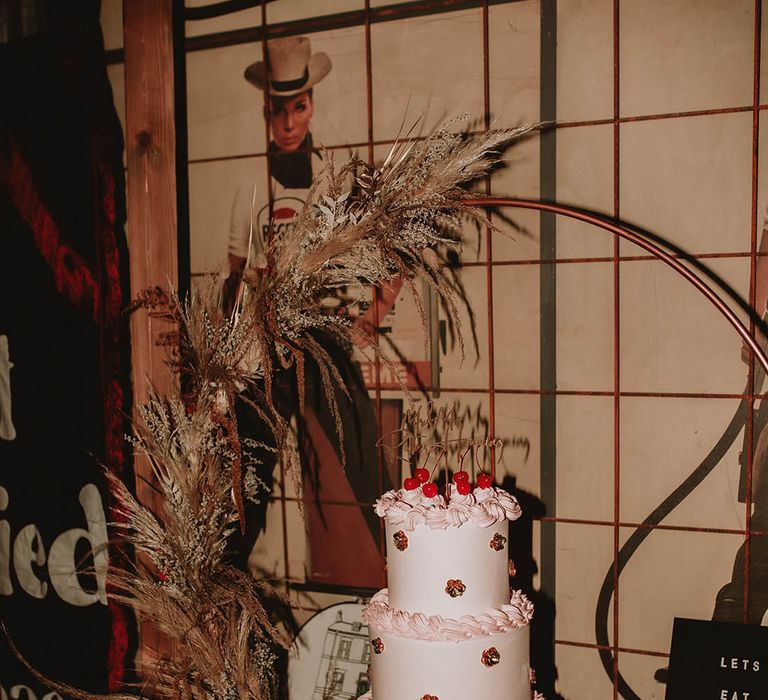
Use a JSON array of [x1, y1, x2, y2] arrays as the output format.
[[666, 618, 768, 700], [0, 10, 134, 697]]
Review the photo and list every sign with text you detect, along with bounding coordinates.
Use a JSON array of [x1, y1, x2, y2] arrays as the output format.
[[0, 15, 133, 695], [666, 618, 768, 700]]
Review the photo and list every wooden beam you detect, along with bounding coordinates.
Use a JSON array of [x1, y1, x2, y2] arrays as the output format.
[[123, 0, 179, 668]]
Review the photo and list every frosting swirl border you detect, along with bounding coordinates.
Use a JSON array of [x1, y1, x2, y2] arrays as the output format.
[[374, 485, 522, 531], [362, 589, 533, 642]]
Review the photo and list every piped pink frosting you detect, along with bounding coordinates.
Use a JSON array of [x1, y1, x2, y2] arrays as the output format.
[[374, 485, 522, 531], [363, 589, 533, 642]]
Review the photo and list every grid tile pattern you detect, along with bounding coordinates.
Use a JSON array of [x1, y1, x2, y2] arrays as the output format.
[[102, 1, 768, 697]]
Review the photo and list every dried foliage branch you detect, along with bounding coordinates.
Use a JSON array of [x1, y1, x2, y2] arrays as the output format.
[[99, 373, 287, 700], [107, 463, 286, 700], [231, 121, 532, 479], [83, 121, 531, 700]]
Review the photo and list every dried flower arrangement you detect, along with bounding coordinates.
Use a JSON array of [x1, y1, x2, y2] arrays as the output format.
[[13, 121, 531, 700]]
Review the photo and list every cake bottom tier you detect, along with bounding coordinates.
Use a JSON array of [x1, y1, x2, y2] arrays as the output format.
[[365, 623, 530, 700]]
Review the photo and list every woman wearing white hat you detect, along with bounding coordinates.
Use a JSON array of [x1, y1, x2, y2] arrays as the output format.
[[224, 37, 395, 581], [225, 35, 332, 295]]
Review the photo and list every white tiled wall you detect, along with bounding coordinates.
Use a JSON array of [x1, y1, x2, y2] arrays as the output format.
[[186, 43, 269, 161], [103, 1, 767, 697], [619, 0, 754, 117], [370, 9, 485, 142], [493, 262, 541, 390], [266, 0, 363, 24], [185, 0, 262, 38], [618, 528, 744, 650], [489, 0, 541, 125], [619, 256, 749, 394], [555, 260, 614, 391], [619, 112, 753, 256], [557, 0, 614, 123], [555, 124, 615, 259], [100, 0, 123, 50], [555, 395, 614, 522], [619, 397, 745, 530]]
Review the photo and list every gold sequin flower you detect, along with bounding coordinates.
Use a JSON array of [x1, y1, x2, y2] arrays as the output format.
[[490, 532, 507, 551], [482, 647, 501, 667], [445, 579, 466, 598]]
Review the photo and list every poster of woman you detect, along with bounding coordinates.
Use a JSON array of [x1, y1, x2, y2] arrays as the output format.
[[224, 35, 332, 304], [189, 30, 410, 589]]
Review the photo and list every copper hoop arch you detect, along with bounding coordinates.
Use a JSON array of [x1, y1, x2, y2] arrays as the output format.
[[466, 197, 768, 376]]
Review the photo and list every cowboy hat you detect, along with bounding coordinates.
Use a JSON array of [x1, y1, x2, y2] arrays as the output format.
[[244, 36, 331, 97]]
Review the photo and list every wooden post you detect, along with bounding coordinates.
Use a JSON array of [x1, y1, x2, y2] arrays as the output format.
[[123, 0, 179, 668]]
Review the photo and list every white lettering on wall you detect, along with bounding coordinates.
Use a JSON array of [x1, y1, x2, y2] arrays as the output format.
[[0, 484, 108, 606], [49, 484, 109, 606], [10, 686, 35, 700], [13, 524, 47, 599], [0, 335, 16, 442], [0, 684, 64, 700], [0, 487, 10, 595], [0, 681, 62, 700], [719, 656, 762, 672]]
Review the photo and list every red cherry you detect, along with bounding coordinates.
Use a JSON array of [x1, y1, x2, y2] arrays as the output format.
[[403, 477, 419, 491], [452, 471, 469, 483], [456, 480, 472, 495], [422, 482, 439, 498], [414, 468, 430, 484], [477, 473, 493, 489]]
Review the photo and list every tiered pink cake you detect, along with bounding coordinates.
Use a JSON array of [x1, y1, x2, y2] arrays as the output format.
[[358, 472, 541, 700]]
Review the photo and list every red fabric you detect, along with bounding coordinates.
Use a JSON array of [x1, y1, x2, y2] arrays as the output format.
[[3, 133, 134, 691], [1, 142, 101, 322], [92, 131, 133, 692]]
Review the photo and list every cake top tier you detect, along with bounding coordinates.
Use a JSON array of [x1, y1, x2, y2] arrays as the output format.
[[374, 484, 522, 531]]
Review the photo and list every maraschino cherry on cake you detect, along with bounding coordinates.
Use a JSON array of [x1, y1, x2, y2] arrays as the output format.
[[358, 471, 544, 700]]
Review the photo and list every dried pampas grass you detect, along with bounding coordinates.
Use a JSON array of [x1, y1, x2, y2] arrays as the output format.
[[229, 121, 531, 482], [100, 120, 530, 699]]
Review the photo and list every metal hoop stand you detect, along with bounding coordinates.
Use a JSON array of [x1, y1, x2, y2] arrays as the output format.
[[467, 197, 765, 699], [467, 197, 768, 374]]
